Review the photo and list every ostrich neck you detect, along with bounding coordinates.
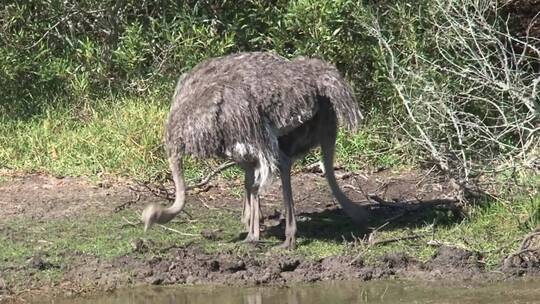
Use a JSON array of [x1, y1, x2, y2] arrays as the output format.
[[156, 204, 182, 224], [157, 155, 187, 224], [156, 187, 186, 224], [321, 146, 367, 225]]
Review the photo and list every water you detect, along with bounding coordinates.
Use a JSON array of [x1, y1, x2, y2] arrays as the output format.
[[45, 280, 540, 304]]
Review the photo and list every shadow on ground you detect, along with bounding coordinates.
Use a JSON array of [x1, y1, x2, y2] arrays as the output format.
[[262, 197, 462, 243]]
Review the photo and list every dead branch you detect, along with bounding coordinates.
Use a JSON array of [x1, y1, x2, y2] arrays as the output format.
[[185, 161, 235, 191], [503, 230, 540, 266], [130, 161, 235, 202], [129, 182, 174, 201], [365, 0, 540, 194]]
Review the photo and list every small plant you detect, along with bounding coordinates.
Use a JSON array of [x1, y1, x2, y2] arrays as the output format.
[[521, 196, 540, 231]]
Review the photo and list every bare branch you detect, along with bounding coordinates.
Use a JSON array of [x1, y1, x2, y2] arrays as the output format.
[[185, 161, 235, 191], [364, 0, 540, 193]]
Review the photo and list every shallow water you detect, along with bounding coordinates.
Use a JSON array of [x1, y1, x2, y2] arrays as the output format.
[[46, 280, 540, 304]]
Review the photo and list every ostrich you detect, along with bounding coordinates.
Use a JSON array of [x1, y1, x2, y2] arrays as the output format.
[[142, 52, 368, 249]]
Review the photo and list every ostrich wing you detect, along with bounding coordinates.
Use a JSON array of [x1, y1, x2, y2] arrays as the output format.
[[165, 52, 362, 160]]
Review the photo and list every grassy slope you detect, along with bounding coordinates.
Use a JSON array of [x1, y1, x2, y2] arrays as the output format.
[[0, 95, 403, 181]]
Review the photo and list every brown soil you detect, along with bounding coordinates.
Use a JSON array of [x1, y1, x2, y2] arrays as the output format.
[[0, 169, 538, 303]]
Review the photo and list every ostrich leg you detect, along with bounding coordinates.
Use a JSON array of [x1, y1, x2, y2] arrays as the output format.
[[248, 187, 261, 242], [241, 165, 255, 232], [279, 156, 297, 249], [244, 187, 261, 243], [243, 162, 262, 243]]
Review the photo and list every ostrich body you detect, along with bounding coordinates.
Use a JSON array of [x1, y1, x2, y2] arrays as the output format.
[[142, 52, 368, 249]]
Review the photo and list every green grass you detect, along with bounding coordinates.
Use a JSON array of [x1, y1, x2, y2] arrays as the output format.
[[0, 96, 242, 183], [0, 207, 244, 266], [0, 98, 406, 183], [294, 239, 348, 259], [1, 195, 537, 273], [1, 97, 168, 181], [0, 174, 11, 185], [358, 195, 540, 268]]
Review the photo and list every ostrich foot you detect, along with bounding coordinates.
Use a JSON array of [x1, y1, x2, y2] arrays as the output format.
[[242, 233, 260, 244], [277, 236, 296, 250]]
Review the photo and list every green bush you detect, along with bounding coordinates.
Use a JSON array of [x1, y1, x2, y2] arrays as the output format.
[[0, 0, 537, 190], [0, 0, 383, 119]]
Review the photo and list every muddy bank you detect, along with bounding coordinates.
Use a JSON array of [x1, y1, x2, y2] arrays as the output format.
[[4, 241, 538, 302], [62, 245, 501, 287], [60, 241, 539, 290], [0, 171, 539, 302]]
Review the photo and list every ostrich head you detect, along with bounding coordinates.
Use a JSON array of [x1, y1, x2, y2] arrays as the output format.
[[141, 201, 183, 232], [141, 204, 162, 232]]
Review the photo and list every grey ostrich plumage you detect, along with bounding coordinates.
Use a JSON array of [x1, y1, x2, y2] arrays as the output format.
[[165, 52, 362, 165]]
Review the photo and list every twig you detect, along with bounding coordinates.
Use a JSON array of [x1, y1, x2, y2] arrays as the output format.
[[185, 161, 235, 191], [114, 193, 141, 212], [180, 209, 193, 220], [192, 184, 212, 194], [197, 197, 216, 210], [156, 224, 198, 236], [37, 240, 53, 245], [351, 218, 411, 265], [371, 221, 389, 234], [350, 232, 428, 265], [425, 239, 472, 252], [27, 9, 106, 49], [384, 211, 406, 223], [367, 195, 389, 205], [342, 184, 398, 207], [343, 184, 371, 202], [371, 234, 427, 246], [122, 216, 138, 227], [415, 165, 437, 187], [130, 182, 174, 201]]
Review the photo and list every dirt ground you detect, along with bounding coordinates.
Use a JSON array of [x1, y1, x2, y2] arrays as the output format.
[[0, 169, 538, 303]]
